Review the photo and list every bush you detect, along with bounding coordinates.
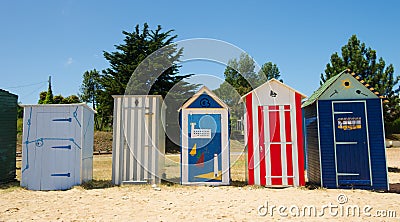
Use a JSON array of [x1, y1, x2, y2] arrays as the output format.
[[385, 118, 400, 135]]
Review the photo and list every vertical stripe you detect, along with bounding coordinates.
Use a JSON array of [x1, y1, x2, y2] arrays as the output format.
[[263, 106, 271, 185], [152, 97, 158, 183], [245, 95, 254, 185], [258, 106, 266, 185], [264, 106, 271, 185], [269, 106, 282, 185], [285, 108, 293, 185], [252, 95, 260, 185], [295, 93, 305, 186], [129, 97, 136, 180], [279, 106, 287, 185]]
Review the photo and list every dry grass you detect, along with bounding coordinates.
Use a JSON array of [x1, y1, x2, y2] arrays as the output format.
[[12, 144, 400, 190]]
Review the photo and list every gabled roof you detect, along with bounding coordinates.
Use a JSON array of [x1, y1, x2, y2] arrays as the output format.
[[239, 78, 307, 102], [179, 86, 229, 110], [0, 89, 17, 98], [301, 72, 343, 108], [302, 69, 385, 108]]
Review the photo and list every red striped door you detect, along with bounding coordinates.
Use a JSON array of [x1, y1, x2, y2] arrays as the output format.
[[260, 105, 294, 186]]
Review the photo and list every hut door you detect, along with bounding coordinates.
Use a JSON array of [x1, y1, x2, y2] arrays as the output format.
[[261, 105, 295, 186], [35, 111, 77, 190], [187, 113, 222, 182], [333, 101, 371, 186]]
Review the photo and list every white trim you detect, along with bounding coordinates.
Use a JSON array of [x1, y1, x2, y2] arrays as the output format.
[[252, 96, 260, 185], [316, 102, 323, 187], [280, 107, 288, 186], [333, 111, 353, 114], [290, 104, 299, 187], [332, 100, 366, 103], [266, 176, 295, 178], [336, 142, 358, 145], [332, 100, 373, 187], [240, 78, 307, 101], [181, 108, 229, 185], [380, 101, 389, 190], [331, 102, 339, 187], [267, 142, 293, 145], [363, 101, 373, 186], [181, 109, 189, 184], [179, 86, 229, 110], [264, 106, 272, 185], [337, 173, 360, 176]]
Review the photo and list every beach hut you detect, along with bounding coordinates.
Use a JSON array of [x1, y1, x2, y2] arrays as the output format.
[[0, 89, 18, 184], [20, 104, 95, 190], [241, 79, 306, 186], [180, 86, 230, 185], [112, 95, 165, 185], [302, 70, 388, 190]]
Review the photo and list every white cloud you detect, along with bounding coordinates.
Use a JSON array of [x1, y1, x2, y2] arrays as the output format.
[[66, 57, 73, 66]]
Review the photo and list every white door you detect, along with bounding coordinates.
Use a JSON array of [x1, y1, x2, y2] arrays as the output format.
[[35, 111, 79, 190]]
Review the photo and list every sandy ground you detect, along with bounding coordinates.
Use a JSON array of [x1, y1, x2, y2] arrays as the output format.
[[1, 148, 399, 221]]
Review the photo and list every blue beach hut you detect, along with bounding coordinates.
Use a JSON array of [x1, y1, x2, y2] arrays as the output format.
[[179, 86, 230, 185], [302, 69, 388, 190]]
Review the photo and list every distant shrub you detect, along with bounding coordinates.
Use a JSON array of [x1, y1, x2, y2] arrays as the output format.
[[385, 118, 400, 134]]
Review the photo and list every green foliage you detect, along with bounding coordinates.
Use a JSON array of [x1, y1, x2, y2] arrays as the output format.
[[224, 53, 260, 96], [164, 80, 200, 152], [259, 62, 282, 82], [97, 23, 195, 130], [17, 102, 23, 118], [38, 92, 81, 104], [38, 91, 47, 104], [224, 53, 283, 97], [53, 94, 64, 104], [214, 81, 242, 118], [80, 69, 100, 110], [321, 34, 400, 123], [44, 79, 54, 104], [218, 54, 283, 122], [385, 118, 400, 134], [63, 95, 81, 104], [17, 118, 23, 134]]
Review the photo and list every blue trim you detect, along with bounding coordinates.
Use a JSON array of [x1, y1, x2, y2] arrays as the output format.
[[25, 138, 82, 149], [187, 93, 223, 108], [52, 118, 72, 122], [73, 106, 82, 127], [51, 145, 71, 150], [51, 173, 71, 177], [22, 107, 33, 173]]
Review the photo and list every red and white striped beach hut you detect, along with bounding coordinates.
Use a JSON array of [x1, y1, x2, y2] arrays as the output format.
[[241, 79, 306, 186]]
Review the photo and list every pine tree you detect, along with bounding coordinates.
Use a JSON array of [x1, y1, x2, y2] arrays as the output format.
[[321, 34, 400, 123]]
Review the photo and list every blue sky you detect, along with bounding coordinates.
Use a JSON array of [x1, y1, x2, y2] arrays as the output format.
[[1, 1, 400, 104]]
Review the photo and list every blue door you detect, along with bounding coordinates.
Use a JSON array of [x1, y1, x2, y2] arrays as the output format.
[[333, 102, 371, 186], [188, 114, 222, 182]]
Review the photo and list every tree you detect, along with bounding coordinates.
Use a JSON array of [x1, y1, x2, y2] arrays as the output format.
[[38, 91, 81, 105], [62, 95, 81, 104], [53, 94, 64, 104], [213, 81, 243, 135], [259, 62, 282, 82], [321, 34, 400, 123], [224, 53, 283, 97], [44, 77, 54, 104], [80, 69, 100, 110], [38, 91, 47, 104], [224, 53, 259, 96], [98, 23, 194, 128]]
